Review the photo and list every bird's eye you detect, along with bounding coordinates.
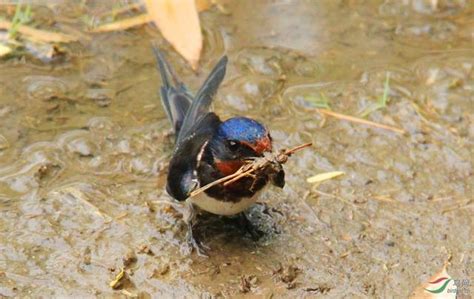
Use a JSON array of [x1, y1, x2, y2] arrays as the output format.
[[228, 140, 240, 151]]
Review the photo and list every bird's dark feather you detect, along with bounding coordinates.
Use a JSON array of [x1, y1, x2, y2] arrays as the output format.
[[177, 56, 228, 145], [167, 113, 222, 201], [153, 47, 283, 205], [152, 46, 193, 135], [196, 144, 269, 202]]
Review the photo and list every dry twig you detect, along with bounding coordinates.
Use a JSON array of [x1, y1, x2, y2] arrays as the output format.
[[189, 143, 312, 197], [0, 20, 77, 43], [91, 14, 152, 33], [317, 108, 405, 134]]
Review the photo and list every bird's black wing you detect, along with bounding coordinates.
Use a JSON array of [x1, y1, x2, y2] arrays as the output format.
[[152, 46, 228, 200], [152, 45, 193, 135], [176, 55, 228, 146], [166, 113, 221, 200]]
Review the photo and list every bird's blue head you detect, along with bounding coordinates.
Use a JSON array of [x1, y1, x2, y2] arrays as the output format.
[[209, 117, 273, 175], [217, 117, 272, 153]]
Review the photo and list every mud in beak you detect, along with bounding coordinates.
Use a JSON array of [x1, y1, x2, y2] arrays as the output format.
[[270, 168, 285, 188]]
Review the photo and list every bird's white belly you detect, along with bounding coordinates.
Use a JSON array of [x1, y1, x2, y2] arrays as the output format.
[[188, 192, 258, 216]]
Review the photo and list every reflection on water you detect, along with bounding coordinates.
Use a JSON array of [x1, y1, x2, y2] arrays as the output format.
[[0, 0, 472, 297]]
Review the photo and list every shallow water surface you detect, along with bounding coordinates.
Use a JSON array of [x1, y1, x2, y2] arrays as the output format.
[[0, 0, 473, 297]]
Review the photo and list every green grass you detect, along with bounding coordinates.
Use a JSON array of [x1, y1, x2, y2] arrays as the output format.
[[305, 92, 331, 109], [360, 72, 390, 117], [8, 3, 32, 39]]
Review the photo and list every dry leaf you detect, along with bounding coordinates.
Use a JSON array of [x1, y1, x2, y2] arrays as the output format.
[[0, 20, 77, 43], [196, 0, 213, 11], [409, 263, 457, 299], [144, 0, 203, 69], [307, 171, 345, 184], [91, 0, 210, 68], [91, 1, 211, 33]]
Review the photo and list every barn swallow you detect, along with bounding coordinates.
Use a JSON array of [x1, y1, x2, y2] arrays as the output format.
[[152, 47, 284, 254]]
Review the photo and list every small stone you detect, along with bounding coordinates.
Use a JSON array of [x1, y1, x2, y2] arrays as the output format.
[[123, 251, 137, 268]]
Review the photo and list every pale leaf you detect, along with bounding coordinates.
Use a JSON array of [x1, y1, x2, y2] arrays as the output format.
[[144, 0, 202, 70], [307, 171, 345, 184], [0, 43, 12, 57]]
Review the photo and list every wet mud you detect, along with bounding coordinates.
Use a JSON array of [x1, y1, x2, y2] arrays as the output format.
[[0, 0, 473, 297]]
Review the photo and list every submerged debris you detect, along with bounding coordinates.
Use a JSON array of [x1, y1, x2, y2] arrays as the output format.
[[150, 264, 170, 278], [83, 247, 92, 266], [273, 264, 301, 289], [239, 275, 258, 293], [85, 88, 114, 107], [304, 285, 332, 294], [34, 163, 61, 182], [137, 244, 154, 256], [24, 41, 67, 63]]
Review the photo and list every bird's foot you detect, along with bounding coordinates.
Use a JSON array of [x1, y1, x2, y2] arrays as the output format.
[[180, 200, 210, 257], [183, 226, 209, 257]]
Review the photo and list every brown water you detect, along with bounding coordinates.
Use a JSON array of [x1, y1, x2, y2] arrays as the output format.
[[0, 0, 473, 297]]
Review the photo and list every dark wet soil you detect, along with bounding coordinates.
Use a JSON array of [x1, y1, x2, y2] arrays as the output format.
[[0, 0, 473, 297]]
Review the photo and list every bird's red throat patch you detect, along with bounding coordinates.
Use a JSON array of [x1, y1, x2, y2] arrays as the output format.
[[215, 160, 244, 176]]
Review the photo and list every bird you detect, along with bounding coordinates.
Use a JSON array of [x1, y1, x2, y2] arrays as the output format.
[[152, 47, 285, 254]]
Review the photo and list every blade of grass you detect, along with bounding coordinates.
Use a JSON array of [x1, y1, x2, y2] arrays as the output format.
[[381, 72, 390, 106], [360, 72, 390, 117], [9, 3, 32, 39], [305, 92, 331, 109]]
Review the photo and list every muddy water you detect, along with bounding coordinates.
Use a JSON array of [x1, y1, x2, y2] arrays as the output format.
[[0, 0, 473, 297]]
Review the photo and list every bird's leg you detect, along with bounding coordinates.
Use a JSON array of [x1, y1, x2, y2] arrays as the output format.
[[182, 200, 209, 257], [154, 199, 209, 256]]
